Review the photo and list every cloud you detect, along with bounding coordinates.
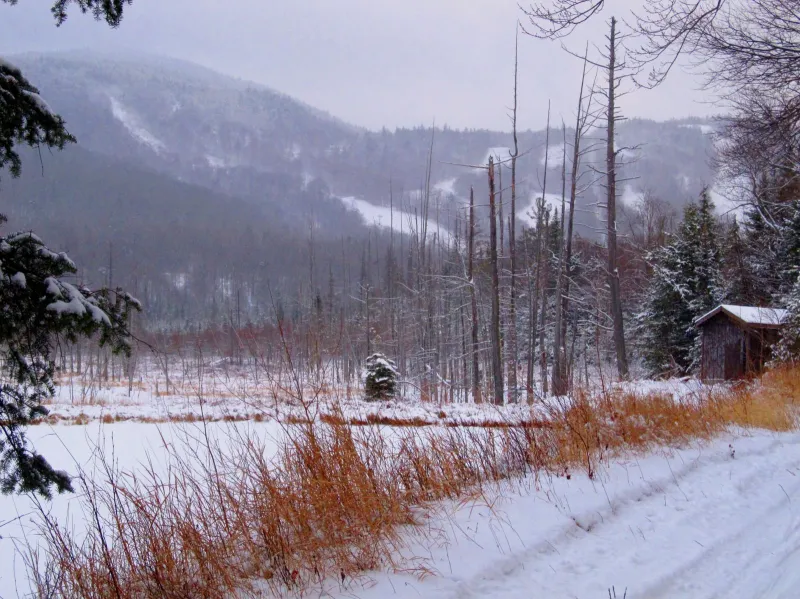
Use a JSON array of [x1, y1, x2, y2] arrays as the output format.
[[0, 0, 717, 131]]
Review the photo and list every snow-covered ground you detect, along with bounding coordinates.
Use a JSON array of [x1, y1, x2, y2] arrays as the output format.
[[331, 429, 800, 599], [0, 420, 286, 596], [4, 369, 791, 598], [5, 422, 799, 598], [40, 366, 713, 426]]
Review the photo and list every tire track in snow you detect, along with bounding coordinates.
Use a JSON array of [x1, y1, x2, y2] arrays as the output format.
[[448, 433, 800, 599]]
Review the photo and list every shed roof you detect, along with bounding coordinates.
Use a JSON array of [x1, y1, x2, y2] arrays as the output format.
[[695, 304, 788, 328]]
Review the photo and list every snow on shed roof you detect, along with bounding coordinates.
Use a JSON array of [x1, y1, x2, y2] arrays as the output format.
[[695, 304, 788, 328]]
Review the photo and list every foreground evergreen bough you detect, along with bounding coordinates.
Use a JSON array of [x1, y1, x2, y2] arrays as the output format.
[[0, 216, 139, 495]]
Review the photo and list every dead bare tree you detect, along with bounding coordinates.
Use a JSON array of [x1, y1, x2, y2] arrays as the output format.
[[522, 0, 799, 94], [604, 17, 630, 380], [552, 45, 597, 395], [508, 26, 521, 403], [468, 186, 482, 403], [488, 156, 504, 405]]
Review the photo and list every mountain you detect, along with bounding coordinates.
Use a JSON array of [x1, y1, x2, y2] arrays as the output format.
[[9, 51, 718, 239], [0, 51, 721, 325]]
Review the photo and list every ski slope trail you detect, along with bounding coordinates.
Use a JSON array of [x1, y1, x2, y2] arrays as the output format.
[[338, 431, 800, 599]]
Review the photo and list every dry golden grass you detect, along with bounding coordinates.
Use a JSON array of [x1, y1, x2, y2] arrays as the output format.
[[27, 367, 800, 597], [29, 421, 518, 598]]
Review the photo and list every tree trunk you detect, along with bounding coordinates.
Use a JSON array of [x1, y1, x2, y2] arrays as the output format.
[[508, 28, 520, 403], [538, 219, 550, 397], [488, 157, 504, 405], [469, 186, 482, 403], [606, 16, 629, 380], [553, 48, 590, 396]]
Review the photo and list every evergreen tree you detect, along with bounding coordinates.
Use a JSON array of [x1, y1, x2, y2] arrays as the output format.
[[741, 151, 800, 302], [721, 218, 759, 304], [773, 200, 800, 296], [0, 216, 139, 495], [638, 190, 723, 375], [0, 0, 137, 496], [364, 353, 398, 401], [775, 273, 800, 364]]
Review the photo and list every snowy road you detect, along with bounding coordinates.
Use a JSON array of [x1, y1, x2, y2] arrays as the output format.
[[338, 431, 800, 599]]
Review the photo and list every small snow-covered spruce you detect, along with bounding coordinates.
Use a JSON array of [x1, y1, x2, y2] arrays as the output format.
[[0, 215, 140, 497], [364, 353, 398, 401]]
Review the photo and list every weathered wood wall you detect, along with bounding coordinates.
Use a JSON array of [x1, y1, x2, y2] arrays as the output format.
[[700, 313, 780, 381], [700, 314, 744, 381]]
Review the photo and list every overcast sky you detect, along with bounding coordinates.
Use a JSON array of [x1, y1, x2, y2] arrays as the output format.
[[0, 0, 718, 131]]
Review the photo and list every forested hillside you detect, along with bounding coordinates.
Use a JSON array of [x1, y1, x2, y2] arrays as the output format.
[[2, 51, 720, 335]]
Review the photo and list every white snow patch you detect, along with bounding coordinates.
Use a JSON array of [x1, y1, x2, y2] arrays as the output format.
[[108, 96, 166, 153], [46, 282, 110, 325], [22, 89, 53, 114], [320, 430, 800, 599], [434, 178, 457, 196], [340, 196, 453, 243], [681, 123, 715, 134], [708, 177, 750, 216], [621, 184, 644, 207], [517, 192, 565, 226], [10, 272, 26, 288], [541, 143, 565, 167], [166, 272, 188, 290], [205, 154, 227, 169], [478, 147, 512, 170], [287, 143, 302, 160], [696, 304, 788, 327]]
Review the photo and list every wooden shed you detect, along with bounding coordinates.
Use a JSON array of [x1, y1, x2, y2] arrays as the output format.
[[695, 305, 787, 382]]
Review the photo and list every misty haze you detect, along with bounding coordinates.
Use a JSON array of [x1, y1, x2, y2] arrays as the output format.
[[1, 1, 799, 598]]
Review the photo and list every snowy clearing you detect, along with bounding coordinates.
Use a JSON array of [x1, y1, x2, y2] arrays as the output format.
[[434, 178, 457, 196], [2, 366, 793, 598], [340, 196, 454, 243], [680, 123, 714, 135]]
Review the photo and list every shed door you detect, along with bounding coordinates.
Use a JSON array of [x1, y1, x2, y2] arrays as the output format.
[[724, 341, 743, 380]]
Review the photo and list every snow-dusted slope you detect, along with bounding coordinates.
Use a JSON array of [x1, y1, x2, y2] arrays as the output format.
[[9, 51, 718, 240], [340, 196, 455, 243]]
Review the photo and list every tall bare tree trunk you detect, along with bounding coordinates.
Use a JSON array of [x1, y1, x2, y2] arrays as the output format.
[[526, 229, 539, 403], [538, 210, 549, 396], [553, 47, 590, 396], [469, 186, 482, 403], [488, 157, 504, 405], [606, 17, 629, 380], [508, 28, 520, 403]]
